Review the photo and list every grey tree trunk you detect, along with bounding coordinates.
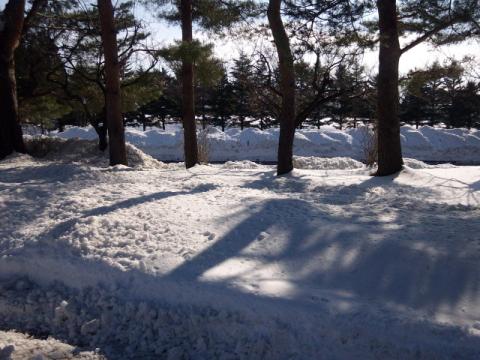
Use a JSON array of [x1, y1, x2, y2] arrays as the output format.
[[180, 0, 198, 168], [267, 0, 296, 176], [376, 0, 403, 176], [0, 0, 26, 159], [98, 0, 128, 166]]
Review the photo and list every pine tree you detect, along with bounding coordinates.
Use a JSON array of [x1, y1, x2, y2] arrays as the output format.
[[332, 64, 354, 129], [179, 0, 198, 168], [231, 51, 253, 130], [450, 81, 480, 129], [98, 0, 128, 166], [211, 70, 234, 131], [374, 0, 479, 176], [46, 1, 157, 151], [147, 0, 258, 168]]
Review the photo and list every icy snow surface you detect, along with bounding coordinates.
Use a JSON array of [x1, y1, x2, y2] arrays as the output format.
[[54, 124, 480, 163], [1, 145, 480, 358]]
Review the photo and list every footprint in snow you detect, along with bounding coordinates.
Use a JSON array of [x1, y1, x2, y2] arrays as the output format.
[[257, 232, 269, 241], [203, 231, 216, 240]]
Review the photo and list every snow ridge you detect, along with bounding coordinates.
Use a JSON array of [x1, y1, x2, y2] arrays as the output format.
[[53, 125, 480, 163]]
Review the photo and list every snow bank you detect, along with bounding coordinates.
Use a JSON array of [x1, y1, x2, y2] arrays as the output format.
[[0, 277, 323, 359], [53, 125, 480, 163], [24, 137, 167, 169], [2, 275, 479, 359]]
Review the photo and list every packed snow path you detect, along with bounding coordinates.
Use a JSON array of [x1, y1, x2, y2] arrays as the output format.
[[1, 146, 480, 358]]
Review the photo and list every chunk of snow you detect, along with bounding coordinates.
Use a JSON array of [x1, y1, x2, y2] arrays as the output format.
[[293, 156, 365, 170]]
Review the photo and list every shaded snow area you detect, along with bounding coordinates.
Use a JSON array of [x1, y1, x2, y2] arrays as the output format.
[[53, 124, 480, 163], [1, 145, 480, 359]]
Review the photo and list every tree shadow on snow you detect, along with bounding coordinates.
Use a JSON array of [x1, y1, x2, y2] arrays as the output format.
[[169, 172, 480, 314], [2, 169, 480, 358]]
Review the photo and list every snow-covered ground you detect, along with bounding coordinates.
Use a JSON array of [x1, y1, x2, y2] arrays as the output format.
[[52, 124, 480, 163], [1, 139, 480, 358]]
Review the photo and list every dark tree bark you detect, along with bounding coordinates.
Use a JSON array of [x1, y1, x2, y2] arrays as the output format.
[[91, 106, 108, 152], [268, 0, 296, 175], [98, 0, 128, 166], [142, 113, 147, 131], [375, 0, 403, 176], [0, 0, 27, 159], [180, 0, 198, 168]]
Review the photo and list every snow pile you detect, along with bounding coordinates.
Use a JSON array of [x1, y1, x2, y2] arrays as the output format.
[[1, 152, 33, 165], [0, 278, 322, 359], [222, 160, 265, 169], [293, 156, 365, 170], [403, 158, 458, 169], [53, 125, 480, 163], [25, 137, 167, 169], [2, 276, 480, 359], [0, 330, 103, 359]]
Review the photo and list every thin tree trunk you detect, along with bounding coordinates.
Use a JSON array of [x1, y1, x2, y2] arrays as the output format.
[[180, 0, 198, 168], [376, 0, 403, 176], [268, 0, 296, 176], [98, 0, 127, 166], [0, 0, 26, 159], [142, 113, 147, 131]]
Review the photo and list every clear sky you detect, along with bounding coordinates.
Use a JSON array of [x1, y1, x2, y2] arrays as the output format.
[[1, 0, 478, 75]]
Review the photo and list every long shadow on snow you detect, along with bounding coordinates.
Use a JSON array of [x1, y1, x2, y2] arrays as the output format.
[[11, 183, 218, 254], [3, 220, 480, 359], [2, 169, 480, 357], [169, 173, 480, 313]]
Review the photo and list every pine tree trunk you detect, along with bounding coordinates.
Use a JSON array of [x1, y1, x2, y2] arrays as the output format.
[[180, 0, 198, 168], [0, 0, 26, 159], [98, 0, 127, 166], [376, 0, 403, 176], [268, 0, 296, 176]]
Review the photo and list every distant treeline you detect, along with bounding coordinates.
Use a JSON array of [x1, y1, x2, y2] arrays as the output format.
[[2, 0, 479, 175], [27, 52, 480, 132]]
